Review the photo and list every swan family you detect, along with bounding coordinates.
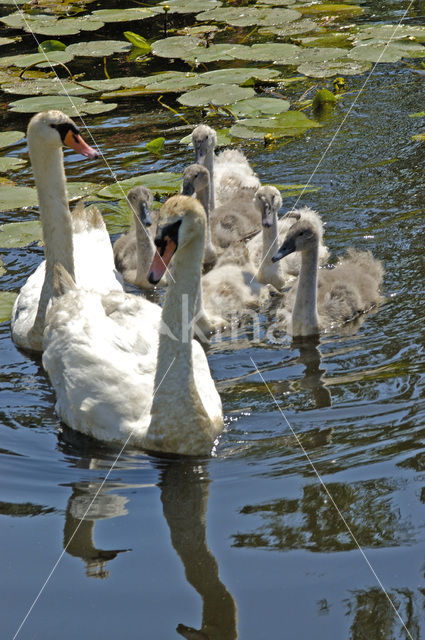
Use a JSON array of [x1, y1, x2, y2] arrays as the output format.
[[10, 111, 385, 455]]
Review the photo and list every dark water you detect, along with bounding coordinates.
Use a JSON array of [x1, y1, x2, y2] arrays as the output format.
[[2, 2, 425, 639]]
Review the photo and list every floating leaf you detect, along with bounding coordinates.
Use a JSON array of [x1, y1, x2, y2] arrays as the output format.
[[145, 137, 165, 154], [297, 4, 363, 16], [0, 186, 38, 211], [0, 257, 5, 276], [123, 32, 151, 54], [0, 131, 25, 149], [353, 23, 425, 45], [0, 37, 19, 48], [0, 291, 18, 323], [258, 18, 319, 37], [229, 97, 290, 118], [196, 7, 301, 27], [412, 133, 425, 141], [97, 172, 183, 199], [1, 78, 96, 97], [298, 33, 352, 48], [158, 0, 221, 13], [38, 40, 66, 52], [226, 42, 301, 63], [66, 40, 131, 58], [67, 182, 99, 200], [0, 50, 74, 69], [0, 220, 42, 247], [229, 111, 321, 140], [198, 67, 281, 85], [91, 7, 161, 22], [297, 59, 371, 78], [0, 157, 27, 173], [178, 83, 255, 107], [0, 12, 104, 36], [312, 89, 337, 109], [8, 95, 117, 115], [151, 35, 201, 59], [349, 41, 425, 63], [144, 74, 202, 93], [409, 112, 425, 118]]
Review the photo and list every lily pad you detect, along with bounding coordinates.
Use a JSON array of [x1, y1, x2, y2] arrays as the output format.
[[229, 97, 290, 118], [0, 219, 42, 247], [0, 37, 19, 48], [1, 78, 96, 97], [151, 35, 202, 59], [159, 0, 221, 13], [297, 4, 363, 16], [38, 40, 66, 52], [124, 32, 151, 54], [67, 182, 99, 200], [353, 24, 425, 44], [227, 42, 301, 63], [0, 51, 74, 69], [348, 41, 425, 63], [0, 186, 38, 211], [8, 95, 117, 116], [298, 33, 352, 48], [97, 172, 183, 199], [0, 13, 104, 36], [0, 257, 4, 276], [0, 157, 27, 173], [178, 84, 255, 107], [66, 40, 131, 58], [297, 59, 371, 78], [198, 67, 281, 85], [0, 291, 18, 323], [144, 74, 201, 93], [196, 7, 301, 27], [229, 111, 321, 140], [146, 138, 165, 154], [91, 7, 161, 22], [258, 18, 319, 37], [0, 131, 25, 149]]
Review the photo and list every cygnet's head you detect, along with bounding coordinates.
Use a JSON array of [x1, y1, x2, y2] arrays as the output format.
[[126, 186, 153, 227], [254, 185, 283, 228], [182, 164, 210, 197], [27, 110, 99, 159], [272, 218, 322, 262], [191, 124, 217, 165], [147, 195, 206, 285]]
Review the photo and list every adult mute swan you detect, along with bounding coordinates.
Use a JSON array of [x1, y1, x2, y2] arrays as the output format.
[[11, 110, 122, 353], [272, 215, 384, 336], [113, 186, 168, 289], [191, 124, 260, 210], [42, 195, 224, 456]]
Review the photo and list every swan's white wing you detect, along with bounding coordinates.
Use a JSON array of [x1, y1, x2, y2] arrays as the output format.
[[10, 261, 45, 350], [43, 289, 161, 446]]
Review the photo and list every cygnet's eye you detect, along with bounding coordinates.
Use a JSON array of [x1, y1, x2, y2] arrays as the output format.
[[299, 231, 304, 236]]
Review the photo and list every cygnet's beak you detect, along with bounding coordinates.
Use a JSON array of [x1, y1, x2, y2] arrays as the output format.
[[182, 180, 195, 197], [63, 129, 99, 160], [261, 202, 273, 228], [272, 238, 296, 262], [194, 148, 207, 165], [138, 201, 152, 227]]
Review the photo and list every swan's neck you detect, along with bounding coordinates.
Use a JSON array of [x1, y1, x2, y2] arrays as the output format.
[[134, 218, 155, 285], [204, 149, 216, 212], [257, 212, 284, 289], [29, 143, 75, 346], [292, 244, 319, 336], [145, 233, 215, 454], [196, 182, 216, 265]]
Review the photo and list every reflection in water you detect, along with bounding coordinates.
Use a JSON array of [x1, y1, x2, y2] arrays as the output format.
[[63, 483, 130, 579], [292, 336, 332, 409], [158, 460, 238, 640]]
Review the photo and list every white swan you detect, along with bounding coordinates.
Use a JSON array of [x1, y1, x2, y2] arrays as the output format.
[[113, 185, 167, 289], [42, 195, 224, 455], [11, 110, 122, 353], [191, 124, 260, 210], [272, 215, 384, 336]]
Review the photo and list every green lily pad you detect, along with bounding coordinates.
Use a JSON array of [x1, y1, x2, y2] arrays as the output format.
[[297, 59, 370, 78], [97, 172, 183, 199], [298, 33, 352, 48], [184, 43, 248, 64], [0, 186, 38, 211], [124, 32, 151, 54], [196, 6, 301, 27], [297, 3, 363, 16], [230, 97, 290, 118], [0, 131, 25, 149], [0, 12, 104, 36], [38, 40, 66, 52], [229, 111, 321, 139], [0, 291, 18, 323], [198, 67, 281, 85], [158, 0, 221, 13], [0, 37, 19, 47], [0, 51, 74, 69], [409, 112, 425, 118], [258, 18, 319, 37], [151, 35, 202, 59], [8, 95, 117, 115], [0, 157, 27, 173], [0, 219, 42, 247], [227, 42, 301, 63], [91, 7, 161, 22], [353, 24, 425, 44], [178, 84, 255, 107], [66, 40, 131, 58], [0, 257, 5, 276], [348, 41, 425, 63], [83, 76, 145, 91], [412, 133, 425, 141], [67, 182, 99, 200], [1, 78, 96, 97], [146, 137, 165, 154], [144, 74, 202, 93]]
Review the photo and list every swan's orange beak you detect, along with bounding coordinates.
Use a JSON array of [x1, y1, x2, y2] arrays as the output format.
[[148, 236, 177, 285], [63, 129, 99, 159]]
